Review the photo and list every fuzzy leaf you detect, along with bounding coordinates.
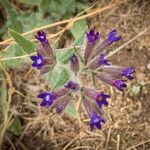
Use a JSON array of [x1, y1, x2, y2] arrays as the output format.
[[17, 0, 40, 5], [50, 67, 60, 88], [51, 67, 69, 89], [66, 102, 78, 119], [8, 117, 22, 136], [70, 19, 87, 40], [1, 0, 23, 33], [74, 26, 88, 46], [56, 48, 74, 64], [1, 44, 28, 68], [17, 12, 52, 33], [9, 29, 35, 54], [0, 75, 8, 120], [39, 0, 50, 14]]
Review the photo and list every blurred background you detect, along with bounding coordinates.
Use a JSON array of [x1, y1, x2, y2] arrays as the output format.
[[0, 0, 150, 149]]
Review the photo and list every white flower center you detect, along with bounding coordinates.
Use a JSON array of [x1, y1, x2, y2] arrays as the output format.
[[94, 118, 99, 123], [37, 58, 42, 65], [40, 35, 44, 39], [45, 95, 50, 101]]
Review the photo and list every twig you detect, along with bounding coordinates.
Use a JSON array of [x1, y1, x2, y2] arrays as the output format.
[[0, 113, 13, 149], [63, 137, 78, 150], [0, 3, 118, 47], [116, 134, 120, 150], [0, 45, 82, 62], [105, 126, 112, 148], [71, 146, 94, 150], [127, 139, 150, 150], [106, 28, 149, 59], [6, 136, 16, 150], [86, 27, 149, 68]]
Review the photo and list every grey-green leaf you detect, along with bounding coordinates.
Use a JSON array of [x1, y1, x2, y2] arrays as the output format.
[[52, 68, 69, 89], [1, 0, 23, 33], [1, 44, 28, 68], [56, 48, 74, 64], [17, 0, 40, 5], [70, 19, 87, 40], [39, 0, 50, 15], [8, 117, 22, 136], [66, 102, 78, 119], [50, 68, 60, 88], [74, 26, 88, 46], [9, 29, 35, 54], [0, 75, 8, 121]]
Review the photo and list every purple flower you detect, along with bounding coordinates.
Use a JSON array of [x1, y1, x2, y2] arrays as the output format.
[[122, 67, 135, 80], [36, 31, 47, 43], [36, 31, 55, 60], [107, 30, 121, 42], [86, 30, 100, 45], [65, 81, 80, 91], [114, 79, 127, 91], [83, 30, 100, 65], [52, 95, 71, 114], [70, 54, 79, 75], [99, 53, 110, 66], [37, 92, 55, 107], [37, 87, 70, 109], [90, 29, 121, 58], [95, 92, 110, 108], [100, 65, 135, 80], [31, 31, 55, 74], [96, 72, 127, 91], [89, 53, 110, 70], [100, 65, 123, 79], [53, 88, 70, 99], [82, 88, 99, 99], [30, 54, 45, 69], [82, 96, 104, 129], [82, 88, 110, 108], [90, 113, 105, 130]]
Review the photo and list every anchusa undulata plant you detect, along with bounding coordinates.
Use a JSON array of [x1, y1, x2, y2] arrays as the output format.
[[30, 29, 135, 130]]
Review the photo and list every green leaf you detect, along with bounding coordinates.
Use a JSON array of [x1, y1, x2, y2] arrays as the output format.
[[74, 26, 88, 46], [0, 75, 8, 121], [1, 0, 23, 33], [75, 1, 89, 10], [39, 0, 50, 15], [66, 102, 78, 119], [17, 0, 40, 5], [49, 67, 60, 88], [56, 48, 74, 64], [1, 44, 28, 68], [8, 117, 22, 136], [9, 29, 35, 54], [70, 19, 87, 40], [51, 67, 69, 89], [17, 12, 52, 33]]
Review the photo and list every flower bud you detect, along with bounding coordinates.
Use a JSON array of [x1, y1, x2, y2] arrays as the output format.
[[89, 53, 110, 70], [83, 30, 100, 65], [70, 54, 79, 75], [65, 81, 80, 91]]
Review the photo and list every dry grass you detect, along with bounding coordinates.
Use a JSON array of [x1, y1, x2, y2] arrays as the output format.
[[1, 0, 150, 149]]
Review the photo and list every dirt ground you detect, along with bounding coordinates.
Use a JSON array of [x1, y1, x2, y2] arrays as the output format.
[[1, 0, 150, 149]]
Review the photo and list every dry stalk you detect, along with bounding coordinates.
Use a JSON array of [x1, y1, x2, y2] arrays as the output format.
[[0, 2, 122, 48]]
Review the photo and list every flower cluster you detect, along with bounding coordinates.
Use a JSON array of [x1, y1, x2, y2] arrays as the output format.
[[30, 31, 55, 75], [37, 81, 79, 113], [30, 29, 135, 130]]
